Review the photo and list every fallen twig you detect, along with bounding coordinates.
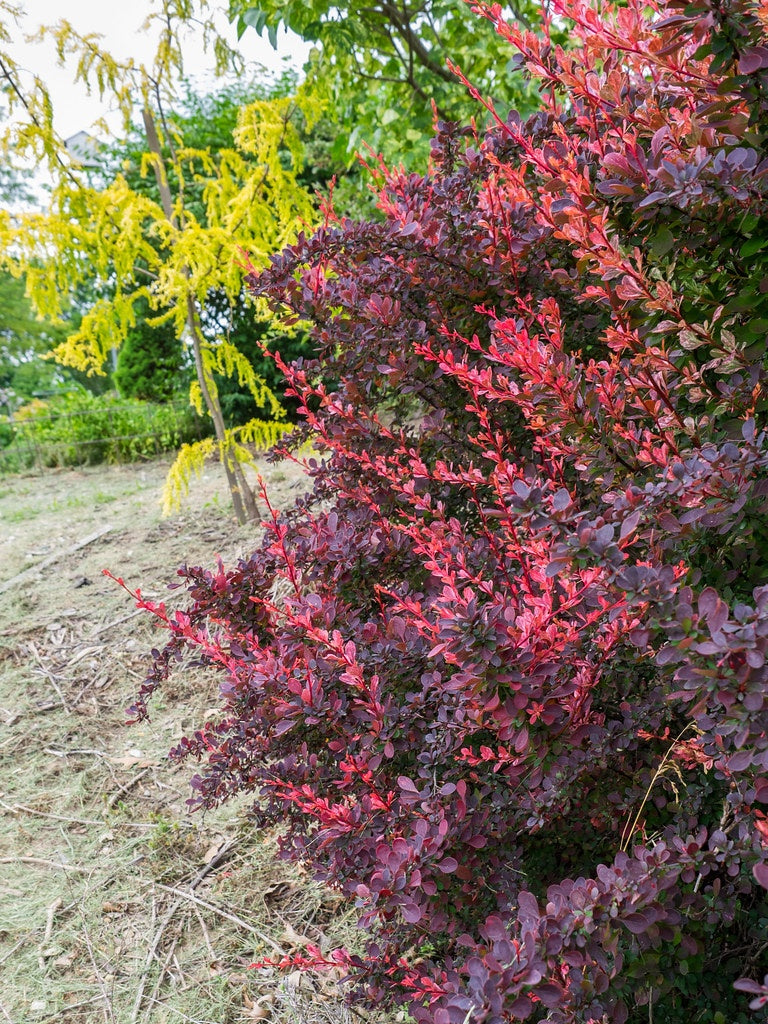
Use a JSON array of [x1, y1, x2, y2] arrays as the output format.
[[155, 884, 287, 955], [79, 892, 117, 1024], [0, 799, 102, 827], [129, 839, 239, 1024], [91, 608, 143, 636], [38, 669, 70, 713], [38, 897, 63, 972], [44, 747, 109, 758], [30, 701, 58, 715], [107, 767, 151, 810], [130, 900, 184, 1024], [171, 951, 185, 988], [37, 994, 108, 1021], [43, 897, 62, 945], [28, 643, 70, 713], [69, 674, 101, 709], [143, 930, 182, 1024], [67, 644, 105, 667], [0, 856, 92, 872], [192, 902, 215, 961], [0, 526, 112, 594], [0, 935, 30, 967]]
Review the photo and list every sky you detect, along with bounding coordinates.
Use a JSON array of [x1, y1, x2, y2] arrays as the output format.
[[9, 0, 310, 141]]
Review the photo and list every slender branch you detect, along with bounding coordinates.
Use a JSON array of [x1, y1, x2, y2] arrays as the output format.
[[350, 50, 414, 88], [379, 0, 456, 84], [142, 106, 177, 227]]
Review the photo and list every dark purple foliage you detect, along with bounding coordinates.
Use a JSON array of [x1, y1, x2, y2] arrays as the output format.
[[121, 0, 768, 1018]]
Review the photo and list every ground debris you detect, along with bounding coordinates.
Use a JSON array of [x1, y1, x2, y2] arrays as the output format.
[[0, 458, 381, 1024]]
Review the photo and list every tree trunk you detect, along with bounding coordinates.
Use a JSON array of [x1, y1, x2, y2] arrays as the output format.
[[185, 297, 260, 524], [142, 106, 259, 524]]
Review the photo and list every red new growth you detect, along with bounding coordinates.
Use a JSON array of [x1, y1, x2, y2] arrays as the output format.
[[124, 0, 768, 1018]]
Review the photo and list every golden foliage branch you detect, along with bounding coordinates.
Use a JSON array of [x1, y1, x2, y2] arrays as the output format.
[[0, 0, 323, 520]]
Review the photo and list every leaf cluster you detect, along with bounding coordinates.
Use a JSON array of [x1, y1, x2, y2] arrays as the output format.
[[128, 0, 768, 1021], [230, 0, 544, 165]]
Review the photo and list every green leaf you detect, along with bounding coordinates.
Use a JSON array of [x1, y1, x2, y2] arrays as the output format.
[[380, 108, 399, 126], [242, 7, 268, 34], [740, 213, 760, 233], [650, 226, 675, 258], [740, 235, 768, 258]]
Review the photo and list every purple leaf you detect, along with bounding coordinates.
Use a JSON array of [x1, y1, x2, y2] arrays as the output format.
[[508, 995, 534, 1019], [436, 856, 459, 874], [698, 587, 719, 619], [623, 912, 652, 935], [728, 750, 752, 772], [753, 861, 768, 889], [619, 509, 641, 541], [401, 902, 422, 923], [636, 190, 669, 209], [552, 488, 572, 511], [482, 915, 509, 943], [537, 982, 566, 1008], [739, 46, 768, 74], [734, 978, 768, 994]]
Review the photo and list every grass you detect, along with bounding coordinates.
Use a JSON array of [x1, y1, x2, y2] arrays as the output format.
[[0, 457, 398, 1024], [0, 717, 372, 1023], [49, 483, 151, 513], [3, 505, 39, 523]]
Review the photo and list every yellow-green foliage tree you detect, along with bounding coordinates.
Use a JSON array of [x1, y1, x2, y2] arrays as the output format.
[[0, 0, 319, 521]]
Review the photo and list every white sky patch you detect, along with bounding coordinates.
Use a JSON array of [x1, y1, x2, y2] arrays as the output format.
[[8, 0, 310, 140]]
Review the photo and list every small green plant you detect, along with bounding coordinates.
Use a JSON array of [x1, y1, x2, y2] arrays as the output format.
[[0, 391, 206, 472], [3, 505, 38, 523], [147, 817, 208, 883]]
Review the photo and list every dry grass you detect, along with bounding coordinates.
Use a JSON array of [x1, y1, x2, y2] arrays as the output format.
[[0, 459, 394, 1024]]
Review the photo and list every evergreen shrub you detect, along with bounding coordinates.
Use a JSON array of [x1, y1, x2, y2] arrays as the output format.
[[113, 299, 185, 403]]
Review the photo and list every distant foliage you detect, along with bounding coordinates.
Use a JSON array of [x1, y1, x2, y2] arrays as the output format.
[[3, 391, 203, 470], [125, 0, 768, 1020], [231, 0, 544, 166], [202, 293, 314, 426], [114, 299, 185, 403]]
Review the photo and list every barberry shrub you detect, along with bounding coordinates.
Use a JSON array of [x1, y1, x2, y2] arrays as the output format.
[[124, 0, 768, 1019]]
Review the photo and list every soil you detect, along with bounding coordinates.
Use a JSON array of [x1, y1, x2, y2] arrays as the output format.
[[0, 456, 374, 1024]]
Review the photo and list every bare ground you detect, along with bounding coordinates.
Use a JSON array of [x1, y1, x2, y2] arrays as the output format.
[[0, 457, 383, 1024]]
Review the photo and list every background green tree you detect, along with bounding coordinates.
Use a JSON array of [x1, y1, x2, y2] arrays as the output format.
[[229, 0, 544, 167], [0, 270, 69, 405]]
